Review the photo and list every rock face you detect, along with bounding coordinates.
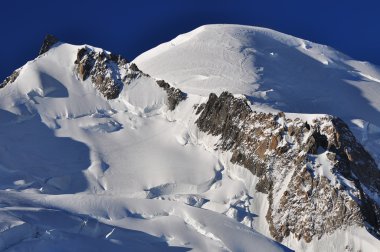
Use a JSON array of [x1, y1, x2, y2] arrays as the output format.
[[156, 80, 187, 110], [39, 34, 59, 55], [196, 91, 380, 242], [0, 69, 20, 88], [74, 47, 129, 99]]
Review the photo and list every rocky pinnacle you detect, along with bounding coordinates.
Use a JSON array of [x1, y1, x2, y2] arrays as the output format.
[[39, 34, 59, 55]]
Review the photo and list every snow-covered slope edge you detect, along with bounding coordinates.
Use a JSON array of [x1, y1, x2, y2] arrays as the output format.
[[1, 25, 380, 251], [134, 24, 380, 169], [133, 24, 380, 250], [0, 36, 290, 251]]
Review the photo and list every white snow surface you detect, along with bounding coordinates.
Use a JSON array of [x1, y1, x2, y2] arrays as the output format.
[[0, 24, 380, 251], [134, 24, 380, 168], [0, 41, 289, 251]]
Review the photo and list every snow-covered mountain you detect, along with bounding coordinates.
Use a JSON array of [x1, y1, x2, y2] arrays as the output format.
[[1, 24, 380, 251]]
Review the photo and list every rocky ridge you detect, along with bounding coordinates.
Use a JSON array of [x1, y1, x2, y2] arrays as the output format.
[[0, 69, 20, 89], [195, 92, 380, 242], [1, 36, 186, 111], [156, 79, 187, 110], [39, 34, 59, 55], [74, 46, 128, 99], [73, 46, 186, 109]]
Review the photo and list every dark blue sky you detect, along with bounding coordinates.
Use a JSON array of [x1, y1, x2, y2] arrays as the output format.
[[1, 0, 380, 81]]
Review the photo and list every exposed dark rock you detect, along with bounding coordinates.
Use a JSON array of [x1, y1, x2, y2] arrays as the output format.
[[129, 63, 140, 72], [76, 48, 95, 81], [74, 47, 187, 110], [123, 63, 150, 81], [195, 103, 206, 115], [110, 53, 129, 66], [195, 91, 380, 242], [196, 92, 251, 147], [327, 118, 380, 192], [305, 131, 328, 154], [156, 80, 187, 110], [73, 47, 185, 109], [0, 69, 20, 88], [74, 47, 128, 99], [255, 175, 272, 193], [39, 34, 59, 55]]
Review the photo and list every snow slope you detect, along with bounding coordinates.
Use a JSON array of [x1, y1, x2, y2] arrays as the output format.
[[134, 24, 380, 166], [1, 24, 380, 252], [0, 41, 289, 251]]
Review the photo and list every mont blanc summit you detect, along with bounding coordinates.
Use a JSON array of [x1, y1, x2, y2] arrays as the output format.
[[0, 25, 380, 251]]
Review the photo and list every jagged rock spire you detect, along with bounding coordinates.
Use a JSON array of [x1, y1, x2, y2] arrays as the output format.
[[39, 34, 59, 55]]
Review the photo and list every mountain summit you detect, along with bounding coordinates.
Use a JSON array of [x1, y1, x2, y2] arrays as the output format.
[[0, 25, 380, 251]]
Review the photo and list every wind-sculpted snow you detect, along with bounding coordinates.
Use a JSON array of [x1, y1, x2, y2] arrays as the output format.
[[0, 36, 290, 251], [134, 24, 380, 168], [73, 46, 186, 110], [0, 192, 291, 252], [0, 24, 380, 251]]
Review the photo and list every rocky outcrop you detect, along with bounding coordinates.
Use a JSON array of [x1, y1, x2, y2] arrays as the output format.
[[156, 80, 187, 110], [39, 34, 59, 55], [1, 69, 20, 88], [74, 47, 129, 99], [196, 91, 380, 242]]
